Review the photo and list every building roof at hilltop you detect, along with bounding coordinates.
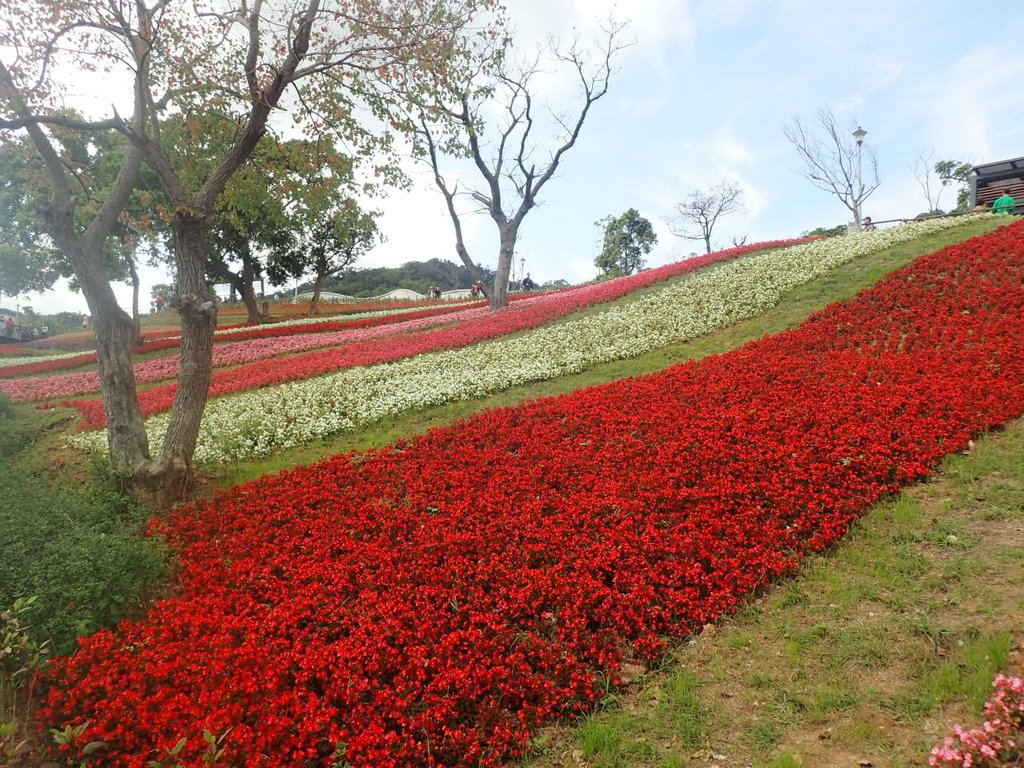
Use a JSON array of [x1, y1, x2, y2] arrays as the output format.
[[970, 155, 1024, 208]]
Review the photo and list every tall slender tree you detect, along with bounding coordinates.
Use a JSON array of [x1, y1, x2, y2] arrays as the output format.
[[412, 19, 630, 309], [935, 159, 974, 213], [910, 149, 944, 215], [267, 199, 381, 316]]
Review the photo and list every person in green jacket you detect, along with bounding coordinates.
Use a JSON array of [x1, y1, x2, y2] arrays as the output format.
[[991, 190, 1016, 214]]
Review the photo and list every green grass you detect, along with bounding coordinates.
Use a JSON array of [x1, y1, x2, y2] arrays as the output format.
[[0, 393, 34, 456], [0, 396, 167, 655], [520, 418, 1023, 767], [564, 672, 704, 768]]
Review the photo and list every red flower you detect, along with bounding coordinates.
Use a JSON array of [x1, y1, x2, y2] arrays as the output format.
[[36, 223, 1024, 766]]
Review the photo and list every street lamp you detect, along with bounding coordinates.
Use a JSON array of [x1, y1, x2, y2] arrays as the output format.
[[853, 126, 867, 228]]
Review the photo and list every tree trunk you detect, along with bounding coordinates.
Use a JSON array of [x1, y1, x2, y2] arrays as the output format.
[[310, 272, 328, 316], [217, 270, 262, 324], [213, 269, 262, 324], [209, 246, 265, 323], [240, 252, 266, 323], [240, 282, 263, 323], [81, 269, 151, 473], [126, 252, 142, 344], [490, 224, 518, 309], [132, 212, 217, 507], [704, 234, 711, 254]]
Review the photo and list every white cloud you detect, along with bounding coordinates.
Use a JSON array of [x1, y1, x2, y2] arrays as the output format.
[[920, 46, 1024, 161], [834, 94, 866, 114], [713, 132, 755, 168]]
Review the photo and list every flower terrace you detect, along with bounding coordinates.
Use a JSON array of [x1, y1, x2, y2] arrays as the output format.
[[35, 219, 1024, 766]]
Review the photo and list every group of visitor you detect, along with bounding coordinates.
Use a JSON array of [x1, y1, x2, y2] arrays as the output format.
[[2, 316, 49, 341], [865, 188, 1017, 234]]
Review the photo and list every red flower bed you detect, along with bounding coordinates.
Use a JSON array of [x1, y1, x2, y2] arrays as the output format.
[[0, 344, 34, 356], [39, 225, 1024, 767], [132, 302, 480, 353], [0, 352, 99, 378], [65, 240, 802, 426], [216, 298, 432, 320], [1, 304, 480, 380], [2, 304, 485, 398]]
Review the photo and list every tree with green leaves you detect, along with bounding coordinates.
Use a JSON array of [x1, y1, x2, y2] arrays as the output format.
[[594, 208, 657, 278], [0, 138, 62, 298], [204, 135, 349, 323], [150, 284, 173, 314], [267, 199, 381, 316], [318, 258, 494, 297], [935, 160, 974, 212], [801, 224, 847, 238], [1, 0, 499, 505], [1, 132, 138, 303], [0, 129, 163, 340]]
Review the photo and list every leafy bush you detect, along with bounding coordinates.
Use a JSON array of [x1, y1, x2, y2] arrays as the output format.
[[0, 393, 28, 457], [1, 597, 51, 759], [0, 469, 167, 655]]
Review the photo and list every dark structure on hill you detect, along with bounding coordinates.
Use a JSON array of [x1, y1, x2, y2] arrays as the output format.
[[316, 258, 497, 299], [969, 155, 1024, 212]]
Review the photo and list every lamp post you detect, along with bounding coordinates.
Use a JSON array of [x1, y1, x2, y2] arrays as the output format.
[[853, 126, 867, 228]]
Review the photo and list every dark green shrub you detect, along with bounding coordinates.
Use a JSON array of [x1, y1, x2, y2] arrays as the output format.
[[0, 393, 28, 458], [0, 470, 168, 655]]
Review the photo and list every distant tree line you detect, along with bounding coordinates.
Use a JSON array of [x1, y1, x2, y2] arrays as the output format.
[[306, 258, 498, 299]]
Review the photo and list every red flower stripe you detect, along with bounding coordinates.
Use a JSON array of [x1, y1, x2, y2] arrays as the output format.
[[64, 240, 803, 427], [0, 303, 480, 379], [0, 344, 35, 356], [2, 304, 487, 398], [37, 223, 1024, 766]]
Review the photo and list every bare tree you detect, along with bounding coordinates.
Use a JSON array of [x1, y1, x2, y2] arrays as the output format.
[[414, 19, 631, 309], [783, 109, 879, 228], [910, 149, 944, 214], [668, 182, 744, 254]]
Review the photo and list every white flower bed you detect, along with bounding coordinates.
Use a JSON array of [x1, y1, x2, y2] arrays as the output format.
[[212, 302, 458, 337], [69, 216, 989, 463]]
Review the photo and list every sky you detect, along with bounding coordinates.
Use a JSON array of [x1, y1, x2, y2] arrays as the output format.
[[7, 0, 1024, 315]]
